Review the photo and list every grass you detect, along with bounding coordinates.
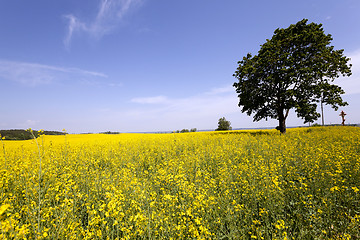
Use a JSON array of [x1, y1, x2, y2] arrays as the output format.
[[0, 126, 359, 239]]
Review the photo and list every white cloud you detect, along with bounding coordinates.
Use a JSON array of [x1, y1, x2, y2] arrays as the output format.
[[64, 0, 143, 47], [125, 88, 241, 131], [131, 95, 168, 104], [205, 86, 234, 95], [336, 49, 360, 95], [0, 60, 108, 86], [0, 61, 53, 85], [63, 15, 87, 48], [108, 82, 123, 87], [15, 120, 41, 129]]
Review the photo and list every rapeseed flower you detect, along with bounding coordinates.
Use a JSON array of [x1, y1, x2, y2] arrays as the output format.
[[0, 126, 359, 238]]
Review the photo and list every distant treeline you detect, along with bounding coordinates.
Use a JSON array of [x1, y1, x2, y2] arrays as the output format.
[[175, 128, 197, 133], [100, 131, 120, 134], [0, 129, 66, 140], [311, 123, 359, 127]]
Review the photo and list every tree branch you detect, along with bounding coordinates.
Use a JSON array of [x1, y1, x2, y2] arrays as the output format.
[[285, 108, 290, 119]]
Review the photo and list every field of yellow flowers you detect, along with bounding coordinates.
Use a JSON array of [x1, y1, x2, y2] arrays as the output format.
[[1, 126, 359, 239]]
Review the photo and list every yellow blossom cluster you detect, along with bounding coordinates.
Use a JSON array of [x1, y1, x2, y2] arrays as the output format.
[[0, 126, 359, 239]]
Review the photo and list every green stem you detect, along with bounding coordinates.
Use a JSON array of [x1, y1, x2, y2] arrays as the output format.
[[29, 130, 42, 238]]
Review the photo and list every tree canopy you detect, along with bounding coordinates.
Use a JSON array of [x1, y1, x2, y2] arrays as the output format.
[[216, 117, 232, 131], [233, 19, 352, 133]]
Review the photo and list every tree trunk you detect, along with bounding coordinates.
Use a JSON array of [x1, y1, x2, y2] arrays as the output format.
[[321, 98, 324, 126], [278, 111, 286, 134]]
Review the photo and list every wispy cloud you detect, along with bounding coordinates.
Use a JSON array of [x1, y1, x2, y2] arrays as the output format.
[[64, 0, 143, 47], [127, 88, 240, 130], [205, 86, 234, 95], [23, 119, 40, 127], [131, 95, 168, 104], [108, 82, 123, 87], [9, 120, 42, 130], [336, 49, 360, 95], [0, 60, 107, 86]]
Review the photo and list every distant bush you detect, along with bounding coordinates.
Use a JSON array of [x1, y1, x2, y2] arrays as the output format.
[[101, 131, 120, 134]]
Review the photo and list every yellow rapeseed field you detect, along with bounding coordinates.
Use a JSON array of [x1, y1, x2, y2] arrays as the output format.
[[1, 126, 359, 239]]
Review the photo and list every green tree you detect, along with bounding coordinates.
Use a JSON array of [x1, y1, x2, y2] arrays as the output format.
[[216, 117, 232, 131], [233, 19, 351, 133]]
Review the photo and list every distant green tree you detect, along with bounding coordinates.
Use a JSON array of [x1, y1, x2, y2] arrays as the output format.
[[0, 129, 65, 140], [190, 128, 197, 132], [180, 129, 189, 133], [233, 19, 351, 133], [216, 117, 232, 131]]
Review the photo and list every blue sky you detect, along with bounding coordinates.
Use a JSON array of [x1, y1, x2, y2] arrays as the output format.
[[1, 0, 359, 133]]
